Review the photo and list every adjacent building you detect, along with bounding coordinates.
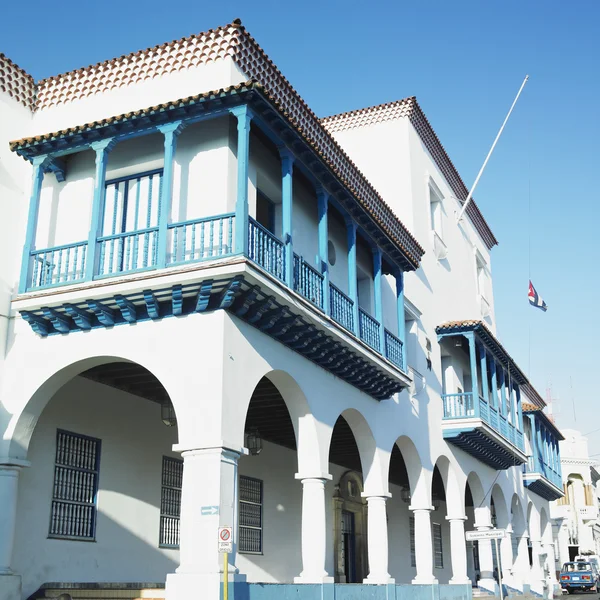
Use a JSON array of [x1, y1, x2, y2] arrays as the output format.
[[0, 19, 563, 600]]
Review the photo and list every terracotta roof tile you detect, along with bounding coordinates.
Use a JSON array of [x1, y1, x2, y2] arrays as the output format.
[[322, 99, 498, 250], [0, 53, 35, 109]]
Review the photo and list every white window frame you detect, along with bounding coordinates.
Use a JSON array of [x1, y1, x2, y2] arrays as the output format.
[[428, 178, 448, 260], [159, 456, 183, 548], [49, 429, 101, 541], [433, 522, 444, 568], [475, 250, 491, 316], [239, 475, 263, 554]]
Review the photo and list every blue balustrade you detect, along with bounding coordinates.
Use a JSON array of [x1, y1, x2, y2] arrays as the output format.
[[168, 214, 235, 265], [498, 414, 508, 439], [293, 254, 324, 309], [329, 284, 354, 332], [359, 308, 381, 352], [28, 241, 88, 290], [97, 227, 159, 276], [248, 218, 285, 282], [479, 396, 489, 422], [489, 405, 499, 430], [442, 393, 474, 418], [384, 330, 404, 369]]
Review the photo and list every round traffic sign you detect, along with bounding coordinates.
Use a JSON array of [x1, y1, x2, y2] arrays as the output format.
[[220, 528, 231, 541]]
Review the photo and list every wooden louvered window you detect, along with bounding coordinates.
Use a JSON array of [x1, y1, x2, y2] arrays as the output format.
[[410, 516, 416, 567], [49, 430, 101, 540], [433, 522, 444, 569], [239, 476, 263, 554], [159, 457, 183, 548]]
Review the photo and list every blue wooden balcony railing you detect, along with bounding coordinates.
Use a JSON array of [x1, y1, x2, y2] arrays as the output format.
[[330, 284, 354, 332], [442, 391, 525, 452], [524, 449, 562, 489], [28, 241, 88, 289], [359, 308, 380, 352], [293, 253, 324, 309], [384, 330, 404, 369], [97, 226, 159, 276], [248, 217, 285, 282]]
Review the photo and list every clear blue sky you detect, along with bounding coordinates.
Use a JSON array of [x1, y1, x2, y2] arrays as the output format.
[[2, 1, 599, 450]]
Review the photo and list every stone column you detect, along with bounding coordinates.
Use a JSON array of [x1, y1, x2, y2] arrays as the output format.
[[363, 494, 394, 584], [294, 474, 333, 583], [411, 507, 438, 584], [475, 524, 496, 592], [165, 446, 241, 600], [0, 460, 29, 600], [500, 525, 515, 588], [447, 516, 469, 584]]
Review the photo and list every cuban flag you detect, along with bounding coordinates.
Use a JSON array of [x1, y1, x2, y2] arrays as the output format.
[[528, 280, 547, 311]]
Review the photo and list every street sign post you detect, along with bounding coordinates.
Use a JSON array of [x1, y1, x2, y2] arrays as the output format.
[[465, 529, 505, 600], [218, 526, 233, 600]]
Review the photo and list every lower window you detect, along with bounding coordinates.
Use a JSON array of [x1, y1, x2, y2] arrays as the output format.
[[160, 456, 183, 548], [49, 430, 101, 540], [433, 522, 444, 568], [239, 476, 263, 554]]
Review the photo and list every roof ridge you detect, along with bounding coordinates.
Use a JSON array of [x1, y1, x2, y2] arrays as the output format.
[[320, 96, 416, 123], [35, 19, 242, 87]]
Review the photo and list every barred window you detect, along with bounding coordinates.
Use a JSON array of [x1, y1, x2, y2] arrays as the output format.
[[409, 516, 416, 567], [160, 456, 183, 548], [49, 430, 101, 540], [433, 522, 444, 568], [239, 476, 263, 554]]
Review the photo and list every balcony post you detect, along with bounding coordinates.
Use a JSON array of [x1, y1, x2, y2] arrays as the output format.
[[317, 186, 330, 314], [372, 247, 385, 354], [232, 105, 253, 256], [498, 368, 506, 417], [345, 217, 359, 335], [85, 138, 116, 281], [18, 155, 49, 293], [515, 385, 524, 431], [157, 121, 185, 269], [466, 332, 480, 418], [279, 147, 295, 287], [478, 343, 489, 406], [509, 384, 517, 427], [489, 358, 498, 410], [395, 269, 406, 371]]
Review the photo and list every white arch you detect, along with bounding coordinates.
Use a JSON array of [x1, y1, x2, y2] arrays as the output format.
[[433, 455, 464, 519], [511, 493, 526, 535], [491, 483, 510, 529], [384, 435, 426, 507]]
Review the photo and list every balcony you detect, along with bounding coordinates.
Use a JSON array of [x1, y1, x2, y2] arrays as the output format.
[[437, 321, 529, 470], [522, 409, 564, 501]]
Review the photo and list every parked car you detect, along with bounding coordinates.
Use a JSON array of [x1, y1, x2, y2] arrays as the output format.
[[560, 561, 600, 594]]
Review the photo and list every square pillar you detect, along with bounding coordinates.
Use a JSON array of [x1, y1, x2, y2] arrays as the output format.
[[317, 187, 330, 314], [18, 155, 49, 293], [394, 270, 407, 371], [232, 105, 252, 255], [157, 121, 185, 268], [85, 138, 116, 281], [279, 147, 294, 287], [345, 217, 359, 335], [372, 247, 385, 354]]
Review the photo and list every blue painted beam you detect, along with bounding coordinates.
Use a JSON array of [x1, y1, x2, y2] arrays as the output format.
[[143, 290, 160, 319], [63, 304, 93, 330], [466, 332, 480, 418], [19, 155, 49, 293], [21, 311, 50, 336], [172, 285, 183, 315], [317, 186, 330, 316], [280, 147, 294, 287], [41, 307, 72, 333], [115, 295, 137, 323], [87, 299, 115, 326], [157, 121, 185, 269], [394, 269, 406, 371], [478, 343, 490, 408], [232, 105, 252, 255], [86, 139, 116, 281], [195, 280, 214, 312], [218, 276, 243, 309], [345, 217, 359, 335], [372, 247, 385, 355]]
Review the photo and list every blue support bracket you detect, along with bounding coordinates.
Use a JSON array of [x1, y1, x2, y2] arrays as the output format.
[[247, 296, 275, 324], [21, 311, 49, 336], [195, 280, 214, 312], [115, 295, 137, 323], [41, 306, 72, 333], [87, 299, 115, 326], [172, 285, 183, 316], [64, 304, 93, 330], [218, 276, 243, 309], [44, 156, 66, 183], [143, 290, 160, 319], [232, 286, 259, 317]]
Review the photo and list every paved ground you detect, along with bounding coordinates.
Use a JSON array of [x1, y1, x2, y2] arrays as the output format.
[[562, 593, 600, 599]]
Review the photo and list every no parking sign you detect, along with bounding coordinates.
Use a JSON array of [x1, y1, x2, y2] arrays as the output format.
[[218, 526, 233, 553]]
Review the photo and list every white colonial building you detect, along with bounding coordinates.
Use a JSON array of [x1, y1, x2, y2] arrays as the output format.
[[0, 19, 564, 600], [552, 430, 600, 570]]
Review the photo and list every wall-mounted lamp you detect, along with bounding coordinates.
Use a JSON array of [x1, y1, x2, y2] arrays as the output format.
[[245, 427, 263, 456], [161, 400, 177, 427]]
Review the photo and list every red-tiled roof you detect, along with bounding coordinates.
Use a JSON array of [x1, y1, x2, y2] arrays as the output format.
[[0, 53, 35, 109], [322, 99, 498, 250]]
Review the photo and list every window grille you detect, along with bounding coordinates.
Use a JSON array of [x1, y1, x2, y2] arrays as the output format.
[[410, 515, 416, 567], [160, 456, 183, 548], [239, 476, 263, 554], [49, 430, 101, 540], [433, 522, 444, 569]]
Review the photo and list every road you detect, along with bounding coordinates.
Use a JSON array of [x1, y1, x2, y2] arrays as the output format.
[[563, 594, 600, 599]]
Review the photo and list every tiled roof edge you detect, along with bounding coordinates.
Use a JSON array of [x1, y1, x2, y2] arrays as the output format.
[[322, 98, 499, 250], [0, 52, 36, 110]]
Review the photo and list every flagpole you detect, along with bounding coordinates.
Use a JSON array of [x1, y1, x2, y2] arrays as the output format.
[[457, 75, 529, 223]]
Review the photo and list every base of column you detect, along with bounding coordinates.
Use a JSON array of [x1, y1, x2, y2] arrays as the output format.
[[411, 576, 438, 585], [478, 577, 496, 594], [0, 574, 22, 600], [166, 572, 245, 600], [363, 576, 395, 585], [294, 575, 334, 584], [449, 577, 471, 585]]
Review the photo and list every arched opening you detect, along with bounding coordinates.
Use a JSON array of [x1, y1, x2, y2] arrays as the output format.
[[465, 472, 486, 585], [11, 359, 181, 600], [237, 374, 299, 582], [328, 412, 369, 583]]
